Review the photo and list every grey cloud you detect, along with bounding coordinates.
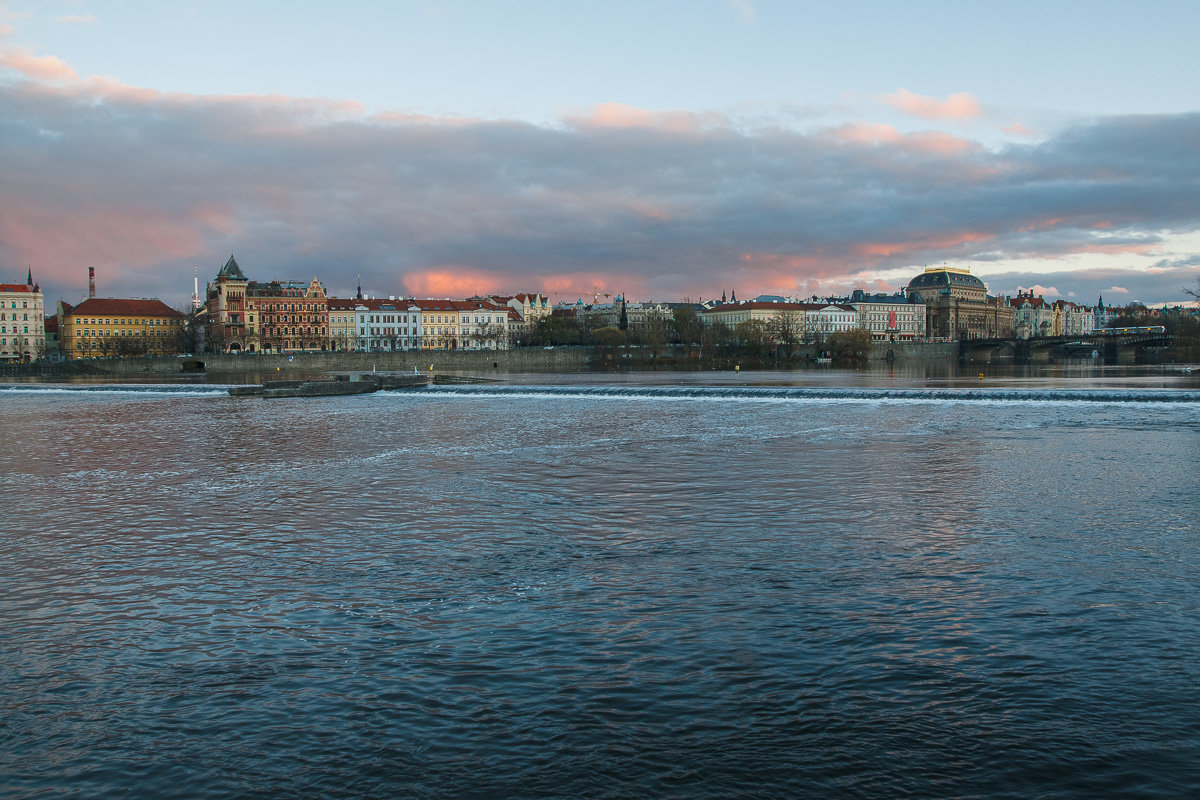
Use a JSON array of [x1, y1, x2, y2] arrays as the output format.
[[1, 81, 1197, 306]]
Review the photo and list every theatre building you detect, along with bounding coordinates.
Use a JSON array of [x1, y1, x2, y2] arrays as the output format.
[[904, 266, 1013, 340]]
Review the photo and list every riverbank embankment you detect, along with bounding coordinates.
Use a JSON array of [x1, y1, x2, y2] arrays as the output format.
[[4, 341, 959, 379]]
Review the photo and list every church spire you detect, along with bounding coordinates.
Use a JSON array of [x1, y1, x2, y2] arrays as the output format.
[[26, 266, 33, 286]]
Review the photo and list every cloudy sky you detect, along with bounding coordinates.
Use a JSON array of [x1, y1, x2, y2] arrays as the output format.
[[2, 1, 1198, 308]]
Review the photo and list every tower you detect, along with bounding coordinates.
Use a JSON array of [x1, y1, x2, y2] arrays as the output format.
[[192, 266, 201, 311], [88, 266, 96, 298]]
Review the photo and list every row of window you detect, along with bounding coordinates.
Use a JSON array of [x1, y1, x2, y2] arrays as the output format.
[[2, 300, 38, 309], [75, 329, 170, 337], [0, 326, 32, 334], [363, 327, 415, 335]]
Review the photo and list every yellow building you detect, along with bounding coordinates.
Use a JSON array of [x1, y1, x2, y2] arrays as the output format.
[[413, 299, 462, 350], [327, 297, 358, 351], [61, 298, 185, 359]]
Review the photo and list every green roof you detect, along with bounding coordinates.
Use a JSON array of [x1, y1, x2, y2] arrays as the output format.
[[218, 255, 246, 281]]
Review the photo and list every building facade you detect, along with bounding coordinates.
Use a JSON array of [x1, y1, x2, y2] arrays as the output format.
[[702, 301, 807, 331], [327, 298, 358, 351], [60, 297, 184, 359], [356, 299, 422, 351], [848, 291, 926, 341], [205, 256, 330, 352], [804, 304, 859, 338], [1, 274, 45, 361], [905, 267, 1013, 339], [1009, 291, 1054, 339]]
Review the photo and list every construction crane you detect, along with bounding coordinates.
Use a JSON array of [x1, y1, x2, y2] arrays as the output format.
[[591, 284, 612, 304]]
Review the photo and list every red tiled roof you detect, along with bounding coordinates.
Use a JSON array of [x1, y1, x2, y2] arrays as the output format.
[[411, 299, 459, 311], [0, 283, 35, 292], [67, 298, 183, 318]]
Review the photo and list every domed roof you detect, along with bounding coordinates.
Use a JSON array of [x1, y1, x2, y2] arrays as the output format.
[[906, 267, 986, 292]]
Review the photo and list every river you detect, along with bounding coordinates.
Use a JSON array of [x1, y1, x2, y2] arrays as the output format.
[[2, 366, 1198, 798]]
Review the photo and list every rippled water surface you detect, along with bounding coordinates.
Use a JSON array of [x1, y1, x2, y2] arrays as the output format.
[[2, 377, 1199, 798]]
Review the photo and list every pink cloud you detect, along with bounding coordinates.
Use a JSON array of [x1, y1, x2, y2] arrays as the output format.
[[853, 231, 994, 258], [829, 123, 902, 145], [1018, 217, 1067, 233], [399, 269, 652, 302], [402, 268, 505, 298], [1074, 242, 1162, 256], [0, 46, 78, 82], [826, 123, 976, 155], [885, 89, 982, 120], [1019, 284, 1061, 297], [902, 131, 975, 154], [0, 203, 227, 297], [568, 103, 724, 134], [1003, 122, 1035, 137]]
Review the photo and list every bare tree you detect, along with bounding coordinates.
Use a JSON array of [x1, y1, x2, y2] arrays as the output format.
[[768, 311, 803, 356]]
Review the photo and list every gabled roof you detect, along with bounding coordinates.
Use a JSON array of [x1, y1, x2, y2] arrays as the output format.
[[67, 298, 184, 318], [217, 255, 247, 281], [0, 283, 36, 293]]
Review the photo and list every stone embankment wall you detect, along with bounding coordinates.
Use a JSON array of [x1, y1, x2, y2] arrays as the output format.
[[868, 341, 956, 362], [95, 348, 592, 376], [30, 341, 958, 377]]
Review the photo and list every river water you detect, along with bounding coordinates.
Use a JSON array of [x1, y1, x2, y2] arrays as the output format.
[[2, 369, 1199, 798]]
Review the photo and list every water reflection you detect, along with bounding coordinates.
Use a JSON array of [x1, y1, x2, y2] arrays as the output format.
[[2, 385, 1198, 799]]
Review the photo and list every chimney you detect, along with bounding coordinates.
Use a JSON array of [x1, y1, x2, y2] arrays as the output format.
[[88, 266, 96, 298]]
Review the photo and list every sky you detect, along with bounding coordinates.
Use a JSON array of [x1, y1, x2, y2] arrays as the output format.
[[2, 0, 1199, 309]]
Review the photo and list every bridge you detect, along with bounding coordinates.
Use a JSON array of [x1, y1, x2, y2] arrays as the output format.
[[960, 332, 1173, 363]]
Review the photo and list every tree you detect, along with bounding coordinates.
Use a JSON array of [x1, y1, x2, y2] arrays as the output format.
[[700, 321, 731, 360], [735, 319, 770, 355], [591, 326, 627, 347], [529, 315, 581, 346], [633, 317, 669, 357], [671, 306, 702, 348], [768, 311, 802, 356], [826, 328, 872, 363]]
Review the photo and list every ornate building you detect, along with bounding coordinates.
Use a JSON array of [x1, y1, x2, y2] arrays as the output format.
[[905, 267, 1013, 339], [0, 270, 45, 361], [205, 256, 329, 353]]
